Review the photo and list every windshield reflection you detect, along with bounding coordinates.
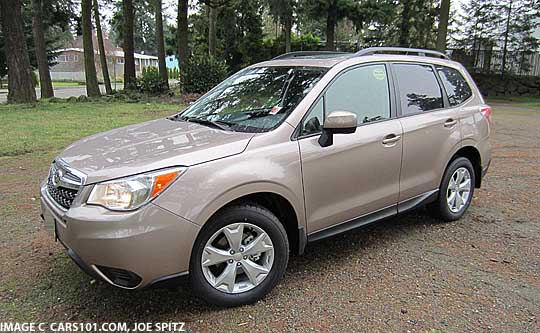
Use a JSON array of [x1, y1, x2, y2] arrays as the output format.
[[177, 66, 328, 132]]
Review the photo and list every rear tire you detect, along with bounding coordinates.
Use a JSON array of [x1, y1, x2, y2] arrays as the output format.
[[189, 204, 289, 307], [428, 157, 475, 222]]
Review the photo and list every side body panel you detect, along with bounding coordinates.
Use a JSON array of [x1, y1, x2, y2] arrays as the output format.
[[153, 124, 306, 230], [398, 107, 462, 202], [299, 120, 403, 233]]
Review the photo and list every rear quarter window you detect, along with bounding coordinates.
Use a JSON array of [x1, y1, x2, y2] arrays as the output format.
[[436, 66, 473, 106]]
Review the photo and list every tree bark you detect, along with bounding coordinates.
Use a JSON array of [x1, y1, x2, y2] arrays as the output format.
[[177, 0, 189, 68], [399, 0, 412, 47], [81, 0, 100, 97], [436, 0, 451, 52], [93, 0, 112, 94], [208, 5, 218, 56], [283, 15, 292, 53], [155, 0, 168, 89], [501, 0, 513, 76], [123, 0, 136, 88], [326, 5, 337, 51], [0, 0, 37, 103], [32, 0, 54, 98]]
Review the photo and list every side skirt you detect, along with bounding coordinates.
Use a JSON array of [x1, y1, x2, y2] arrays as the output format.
[[306, 189, 439, 243]]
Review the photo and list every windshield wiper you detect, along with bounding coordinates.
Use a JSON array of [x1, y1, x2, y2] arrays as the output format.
[[179, 116, 234, 131]]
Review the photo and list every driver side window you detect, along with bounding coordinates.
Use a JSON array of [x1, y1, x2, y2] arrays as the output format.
[[301, 64, 391, 136], [326, 64, 390, 124]]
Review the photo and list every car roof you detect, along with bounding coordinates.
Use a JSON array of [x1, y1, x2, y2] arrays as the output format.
[[251, 48, 461, 70]]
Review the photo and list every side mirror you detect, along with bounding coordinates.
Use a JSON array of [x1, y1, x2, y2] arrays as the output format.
[[318, 111, 357, 147]]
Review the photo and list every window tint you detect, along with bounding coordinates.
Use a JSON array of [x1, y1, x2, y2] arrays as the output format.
[[325, 65, 390, 124], [437, 66, 473, 106], [394, 64, 443, 115], [301, 98, 324, 136]]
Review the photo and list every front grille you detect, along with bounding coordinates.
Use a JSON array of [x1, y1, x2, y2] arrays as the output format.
[[46, 161, 83, 210], [47, 180, 78, 209]]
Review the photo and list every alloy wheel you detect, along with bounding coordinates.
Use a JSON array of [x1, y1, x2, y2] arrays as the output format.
[[446, 167, 472, 213], [201, 223, 274, 294]]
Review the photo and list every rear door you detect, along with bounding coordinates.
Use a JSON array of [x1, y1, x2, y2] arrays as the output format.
[[298, 64, 403, 234], [392, 63, 461, 209]]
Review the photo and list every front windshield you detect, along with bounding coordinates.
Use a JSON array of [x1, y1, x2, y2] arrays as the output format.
[[177, 66, 328, 132]]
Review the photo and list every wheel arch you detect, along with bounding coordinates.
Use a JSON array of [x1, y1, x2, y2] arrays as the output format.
[[448, 145, 482, 188], [197, 184, 306, 255]]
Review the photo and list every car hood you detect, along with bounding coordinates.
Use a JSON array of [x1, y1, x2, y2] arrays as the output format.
[[58, 118, 255, 184]]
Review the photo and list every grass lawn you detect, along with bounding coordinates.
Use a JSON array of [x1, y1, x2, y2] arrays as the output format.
[[51, 81, 85, 87], [0, 100, 182, 157]]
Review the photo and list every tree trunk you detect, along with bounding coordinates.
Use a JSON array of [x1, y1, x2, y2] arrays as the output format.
[[326, 5, 337, 51], [93, 0, 112, 94], [399, 0, 412, 47], [208, 5, 218, 56], [123, 0, 136, 88], [177, 0, 189, 68], [155, 0, 168, 89], [283, 15, 292, 53], [0, 0, 36, 103], [81, 0, 100, 97], [501, 0, 513, 76], [32, 0, 54, 98], [436, 0, 451, 52]]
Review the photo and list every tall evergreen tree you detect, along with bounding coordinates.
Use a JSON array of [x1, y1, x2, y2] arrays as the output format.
[[436, 0, 451, 52], [123, 0, 136, 88], [155, 0, 168, 89], [266, 0, 294, 52], [93, 0, 112, 94], [32, 0, 54, 98], [177, 0, 189, 68], [81, 0, 100, 97], [0, 0, 37, 103]]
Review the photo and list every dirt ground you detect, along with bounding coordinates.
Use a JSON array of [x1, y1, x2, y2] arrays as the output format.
[[0, 101, 539, 332]]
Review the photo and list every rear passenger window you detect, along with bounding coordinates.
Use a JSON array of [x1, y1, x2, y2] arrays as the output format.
[[394, 64, 443, 115], [436, 66, 473, 106], [325, 64, 390, 124]]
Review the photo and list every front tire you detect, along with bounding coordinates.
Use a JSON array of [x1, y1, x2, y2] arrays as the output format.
[[189, 204, 289, 307], [428, 157, 475, 222]]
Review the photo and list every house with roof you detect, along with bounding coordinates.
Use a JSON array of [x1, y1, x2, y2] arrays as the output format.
[[50, 34, 158, 82]]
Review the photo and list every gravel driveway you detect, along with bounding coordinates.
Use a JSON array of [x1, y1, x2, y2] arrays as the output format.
[[0, 101, 538, 332]]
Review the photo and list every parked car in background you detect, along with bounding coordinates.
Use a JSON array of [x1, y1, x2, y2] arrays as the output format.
[[40, 47, 492, 307]]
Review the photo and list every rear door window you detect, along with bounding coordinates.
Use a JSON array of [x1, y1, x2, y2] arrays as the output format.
[[393, 64, 444, 115], [436, 66, 473, 106]]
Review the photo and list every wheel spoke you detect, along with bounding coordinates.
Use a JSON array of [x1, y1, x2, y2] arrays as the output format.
[[459, 179, 471, 191], [202, 245, 232, 267], [447, 191, 457, 208], [241, 259, 269, 285], [223, 224, 244, 251], [455, 192, 463, 209], [456, 169, 465, 183], [243, 233, 273, 256], [214, 263, 237, 293]]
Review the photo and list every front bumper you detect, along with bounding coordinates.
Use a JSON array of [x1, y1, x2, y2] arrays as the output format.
[[40, 184, 200, 289]]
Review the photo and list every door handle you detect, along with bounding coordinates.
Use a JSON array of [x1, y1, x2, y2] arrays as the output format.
[[444, 119, 458, 128], [382, 134, 401, 145]]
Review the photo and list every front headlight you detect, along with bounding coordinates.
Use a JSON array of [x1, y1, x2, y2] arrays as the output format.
[[87, 167, 186, 211]]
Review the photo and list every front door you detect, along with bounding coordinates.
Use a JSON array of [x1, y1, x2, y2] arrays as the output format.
[[298, 64, 403, 234]]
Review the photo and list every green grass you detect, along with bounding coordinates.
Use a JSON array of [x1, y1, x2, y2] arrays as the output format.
[[0, 100, 182, 157], [51, 81, 85, 87]]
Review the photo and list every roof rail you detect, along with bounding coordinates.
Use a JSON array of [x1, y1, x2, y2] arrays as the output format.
[[354, 47, 449, 60], [272, 51, 350, 60]]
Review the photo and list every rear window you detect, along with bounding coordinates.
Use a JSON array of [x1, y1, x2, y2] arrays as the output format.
[[436, 66, 473, 106], [393, 64, 444, 115]]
